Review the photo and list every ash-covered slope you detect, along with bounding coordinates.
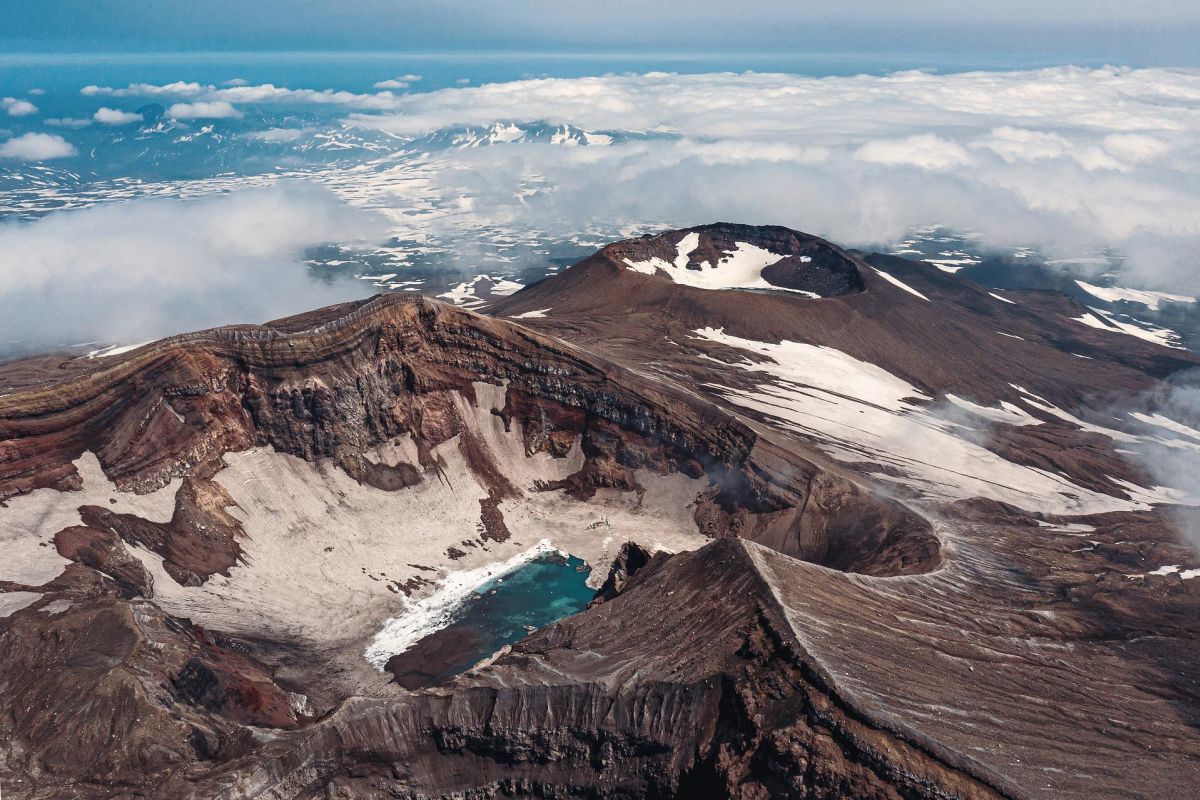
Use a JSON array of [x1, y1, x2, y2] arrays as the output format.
[[494, 223, 1196, 393], [1, 225, 1199, 799], [493, 224, 1200, 511]]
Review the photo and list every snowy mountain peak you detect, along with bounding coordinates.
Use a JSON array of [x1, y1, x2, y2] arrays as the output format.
[[407, 120, 624, 151], [604, 223, 865, 297]]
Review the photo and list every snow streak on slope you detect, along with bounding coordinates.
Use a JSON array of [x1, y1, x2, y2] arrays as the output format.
[[437, 275, 525, 309], [693, 327, 1185, 514], [871, 268, 930, 301]]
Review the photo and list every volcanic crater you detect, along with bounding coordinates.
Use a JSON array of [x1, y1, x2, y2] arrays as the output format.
[[1, 224, 1197, 800]]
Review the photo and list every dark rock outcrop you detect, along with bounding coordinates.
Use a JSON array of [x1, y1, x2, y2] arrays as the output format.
[[590, 540, 661, 605]]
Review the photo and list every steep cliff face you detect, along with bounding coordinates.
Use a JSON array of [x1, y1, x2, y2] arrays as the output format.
[[0, 294, 932, 576]]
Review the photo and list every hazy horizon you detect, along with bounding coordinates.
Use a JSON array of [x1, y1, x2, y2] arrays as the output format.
[[4, 1, 1200, 67]]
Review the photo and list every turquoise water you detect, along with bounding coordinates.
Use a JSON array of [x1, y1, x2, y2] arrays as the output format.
[[388, 553, 596, 686], [461, 553, 595, 646]]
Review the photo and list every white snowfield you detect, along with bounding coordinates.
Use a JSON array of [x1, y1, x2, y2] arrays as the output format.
[[87, 341, 152, 358], [0, 452, 182, 587], [0, 591, 42, 619], [692, 327, 1193, 515], [1070, 307, 1184, 349], [1075, 280, 1195, 311], [621, 233, 818, 297]]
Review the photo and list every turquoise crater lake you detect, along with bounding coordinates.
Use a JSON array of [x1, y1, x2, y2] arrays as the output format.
[[384, 552, 597, 688]]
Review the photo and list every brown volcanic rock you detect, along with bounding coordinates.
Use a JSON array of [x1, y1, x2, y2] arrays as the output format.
[[172, 629, 302, 730], [493, 224, 1200, 528], [482, 224, 1200, 799], [983, 420, 1154, 495], [0, 576, 296, 797], [77, 472, 245, 586], [589, 540, 660, 605], [383, 624, 489, 689], [3, 295, 754, 499], [0, 293, 933, 581], [53, 524, 154, 598]]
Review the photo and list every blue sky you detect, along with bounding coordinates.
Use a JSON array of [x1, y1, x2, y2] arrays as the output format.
[[3, 0, 1199, 65]]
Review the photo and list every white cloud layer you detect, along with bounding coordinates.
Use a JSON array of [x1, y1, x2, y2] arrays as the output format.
[[0, 184, 386, 347], [0, 132, 77, 160], [167, 100, 242, 119], [44, 67, 1200, 300], [93, 107, 144, 125], [336, 66, 1200, 293], [83, 80, 407, 110], [44, 117, 92, 128], [2, 97, 38, 117]]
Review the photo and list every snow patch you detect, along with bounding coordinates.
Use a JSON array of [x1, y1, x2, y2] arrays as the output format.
[[88, 341, 152, 358], [945, 394, 1042, 426], [488, 278, 524, 296], [0, 592, 41, 618], [0, 452, 181, 586], [1130, 412, 1200, 444], [437, 274, 522, 308], [1146, 565, 1199, 579]]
